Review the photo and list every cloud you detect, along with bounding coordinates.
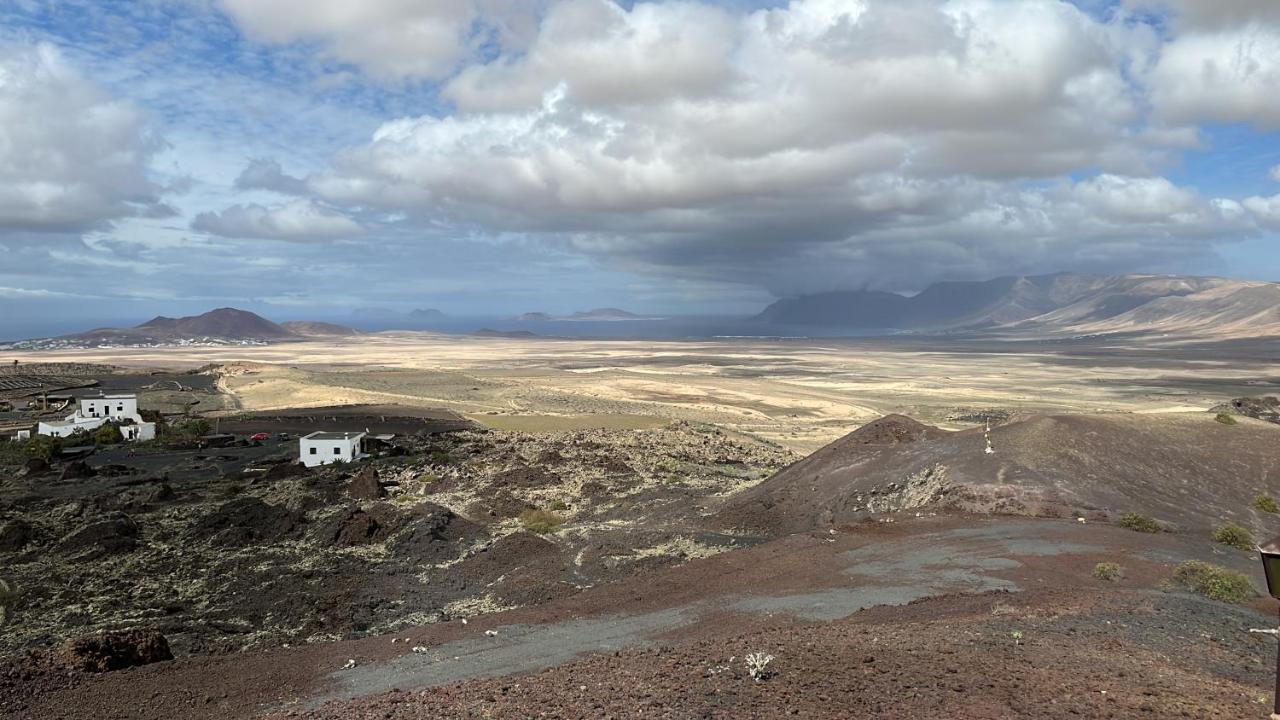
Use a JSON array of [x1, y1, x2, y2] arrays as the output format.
[[302, 0, 1252, 292], [235, 158, 308, 195], [1147, 24, 1280, 128], [1271, 165, 1280, 182], [218, 0, 547, 81], [0, 42, 166, 233], [191, 200, 363, 240], [1129, 0, 1280, 31], [1244, 193, 1280, 229]]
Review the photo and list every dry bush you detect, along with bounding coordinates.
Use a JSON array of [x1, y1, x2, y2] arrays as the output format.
[[519, 509, 565, 534], [1173, 561, 1255, 603], [1212, 523, 1254, 551]]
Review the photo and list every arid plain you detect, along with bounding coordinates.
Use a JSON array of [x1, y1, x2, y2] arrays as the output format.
[[7, 331, 1273, 452]]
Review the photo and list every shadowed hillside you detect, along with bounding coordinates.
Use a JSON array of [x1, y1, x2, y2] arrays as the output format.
[[756, 272, 1280, 339], [719, 412, 1280, 536]]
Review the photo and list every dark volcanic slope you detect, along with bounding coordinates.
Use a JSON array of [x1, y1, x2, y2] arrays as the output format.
[[12, 309, 328, 347], [719, 412, 1280, 536], [135, 308, 294, 339]]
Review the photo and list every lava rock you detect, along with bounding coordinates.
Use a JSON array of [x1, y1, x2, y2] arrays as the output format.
[[191, 497, 303, 547], [390, 503, 478, 560], [262, 460, 308, 481], [147, 482, 175, 503], [22, 457, 49, 475], [1214, 396, 1280, 425], [0, 519, 34, 552], [347, 468, 384, 500], [60, 628, 173, 673], [331, 508, 382, 546], [56, 513, 139, 559], [58, 461, 96, 481]]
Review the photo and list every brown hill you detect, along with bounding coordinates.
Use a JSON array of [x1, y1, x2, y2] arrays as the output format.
[[137, 308, 293, 339], [718, 412, 1280, 536], [33, 308, 303, 347]]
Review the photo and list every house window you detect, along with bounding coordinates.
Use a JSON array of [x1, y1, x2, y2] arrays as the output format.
[[309, 447, 317, 455], [333, 446, 341, 455]]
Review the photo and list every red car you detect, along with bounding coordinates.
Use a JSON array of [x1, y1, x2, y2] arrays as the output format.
[[249, 432, 270, 442]]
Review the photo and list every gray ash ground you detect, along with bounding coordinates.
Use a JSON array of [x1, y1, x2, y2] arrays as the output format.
[[285, 589, 1273, 720], [0, 422, 793, 658]]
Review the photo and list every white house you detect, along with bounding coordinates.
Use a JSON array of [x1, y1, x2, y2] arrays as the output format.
[[37, 393, 157, 441], [299, 431, 367, 467]]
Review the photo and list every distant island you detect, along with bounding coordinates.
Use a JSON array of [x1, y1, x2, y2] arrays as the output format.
[[471, 328, 540, 338], [516, 308, 655, 322]]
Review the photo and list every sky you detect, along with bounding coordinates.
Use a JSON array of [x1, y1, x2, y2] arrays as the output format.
[[1, 0, 1279, 333]]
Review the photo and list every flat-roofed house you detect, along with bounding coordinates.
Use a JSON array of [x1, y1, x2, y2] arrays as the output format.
[[299, 431, 367, 467], [37, 393, 157, 441]]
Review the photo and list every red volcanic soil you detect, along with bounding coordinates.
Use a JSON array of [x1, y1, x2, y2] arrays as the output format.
[[5, 515, 1275, 720]]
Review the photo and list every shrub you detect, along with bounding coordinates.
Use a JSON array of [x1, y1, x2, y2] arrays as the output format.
[[94, 423, 124, 445], [22, 435, 61, 461], [1092, 562, 1122, 582], [744, 652, 775, 682], [548, 500, 568, 511], [1118, 512, 1163, 533], [1173, 561, 1255, 603], [429, 451, 454, 465], [1254, 495, 1279, 514], [519, 508, 564, 534], [1215, 412, 1237, 425], [1212, 523, 1254, 550], [167, 418, 210, 439]]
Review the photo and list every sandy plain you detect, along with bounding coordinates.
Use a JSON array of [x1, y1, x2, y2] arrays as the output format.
[[7, 331, 1273, 452]]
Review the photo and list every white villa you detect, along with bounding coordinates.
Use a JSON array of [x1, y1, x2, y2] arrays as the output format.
[[300, 431, 367, 467], [37, 393, 157, 441]]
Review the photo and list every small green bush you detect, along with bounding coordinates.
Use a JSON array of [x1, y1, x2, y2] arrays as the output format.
[[1092, 562, 1122, 582], [1173, 561, 1255, 603], [1253, 495, 1279, 514], [94, 423, 124, 445], [548, 500, 568, 511], [519, 508, 564, 534], [167, 418, 210, 439], [22, 435, 61, 461], [1212, 523, 1255, 550], [1215, 412, 1237, 425], [1118, 512, 1163, 533]]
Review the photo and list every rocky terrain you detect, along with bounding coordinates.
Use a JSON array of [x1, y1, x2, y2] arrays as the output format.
[[719, 411, 1280, 536], [2, 351, 1279, 718], [0, 423, 793, 658]]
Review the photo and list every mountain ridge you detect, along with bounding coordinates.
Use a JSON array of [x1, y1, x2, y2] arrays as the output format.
[[755, 272, 1280, 339]]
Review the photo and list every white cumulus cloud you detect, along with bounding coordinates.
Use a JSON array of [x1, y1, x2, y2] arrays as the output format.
[[0, 43, 165, 233], [218, 0, 546, 81], [192, 200, 363, 240]]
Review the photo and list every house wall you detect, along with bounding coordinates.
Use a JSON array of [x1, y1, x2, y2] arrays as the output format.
[[79, 396, 140, 422], [299, 437, 363, 467]]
